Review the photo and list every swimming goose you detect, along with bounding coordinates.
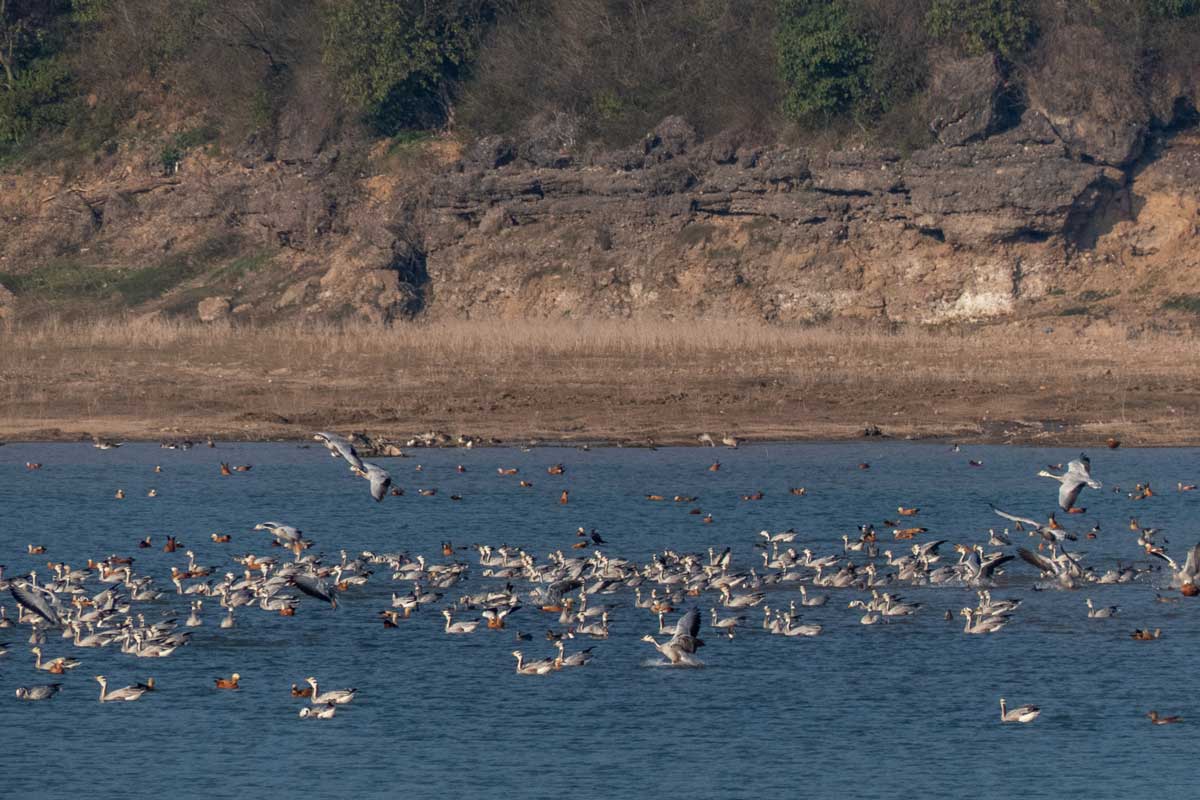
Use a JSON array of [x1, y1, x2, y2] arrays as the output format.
[[962, 608, 1008, 634], [799, 585, 828, 607], [709, 608, 744, 636], [553, 640, 594, 668], [31, 647, 79, 673], [1086, 598, 1119, 618], [15, 683, 62, 700], [512, 650, 556, 675], [442, 609, 480, 634], [999, 698, 1040, 723], [1037, 454, 1102, 511], [576, 611, 609, 638], [305, 677, 356, 704], [299, 704, 338, 719], [96, 675, 148, 702]]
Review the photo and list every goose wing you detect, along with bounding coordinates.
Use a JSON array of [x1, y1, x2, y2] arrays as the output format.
[[314, 432, 364, 471], [1148, 549, 1179, 571], [291, 574, 337, 608], [361, 462, 392, 502], [9, 582, 60, 627], [1183, 543, 1200, 580], [980, 553, 1015, 578], [673, 607, 701, 640], [1058, 479, 1085, 511], [990, 505, 1041, 529], [1059, 456, 1101, 509], [1017, 548, 1056, 574], [1066, 455, 1100, 488]]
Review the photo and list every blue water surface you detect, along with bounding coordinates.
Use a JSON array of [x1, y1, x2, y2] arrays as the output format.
[[0, 441, 1197, 799]]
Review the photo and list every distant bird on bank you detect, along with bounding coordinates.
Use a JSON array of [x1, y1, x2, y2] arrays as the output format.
[[1038, 454, 1102, 512]]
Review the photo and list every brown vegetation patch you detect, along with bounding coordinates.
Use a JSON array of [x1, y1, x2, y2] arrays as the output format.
[[0, 317, 1196, 445]]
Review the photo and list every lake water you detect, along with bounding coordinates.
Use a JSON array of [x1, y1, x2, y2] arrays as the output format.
[[1, 441, 1197, 799]]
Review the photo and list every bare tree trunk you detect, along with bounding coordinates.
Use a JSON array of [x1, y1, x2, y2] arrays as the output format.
[[0, 0, 18, 91]]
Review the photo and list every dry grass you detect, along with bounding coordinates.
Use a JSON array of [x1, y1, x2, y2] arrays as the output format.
[[1, 316, 1197, 444]]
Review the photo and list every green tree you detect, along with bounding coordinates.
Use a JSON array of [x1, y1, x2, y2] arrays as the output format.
[[926, 0, 1034, 60], [0, 0, 75, 144], [323, 0, 501, 134], [1144, 0, 1200, 17], [776, 0, 872, 125]]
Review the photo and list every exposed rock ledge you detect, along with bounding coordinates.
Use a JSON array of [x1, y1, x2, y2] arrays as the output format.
[[2, 70, 1199, 326]]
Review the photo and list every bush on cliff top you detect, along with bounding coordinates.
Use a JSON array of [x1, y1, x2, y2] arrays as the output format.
[[776, 0, 872, 125]]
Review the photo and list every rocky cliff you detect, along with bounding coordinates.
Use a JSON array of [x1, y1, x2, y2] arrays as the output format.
[[1, 57, 1199, 327]]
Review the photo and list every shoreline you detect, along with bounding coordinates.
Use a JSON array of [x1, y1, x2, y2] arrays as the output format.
[[3, 317, 1198, 448], [2, 419, 1197, 448]]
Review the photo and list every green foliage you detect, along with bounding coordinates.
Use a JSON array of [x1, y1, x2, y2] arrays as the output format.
[[323, 0, 499, 134], [0, 0, 78, 144], [1145, 0, 1200, 18], [1161, 294, 1200, 313], [776, 0, 872, 125], [926, 0, 1034, 60], [0, 237, 242, 305], [158, 123, 218, 173], [0, 56, 73, 143]]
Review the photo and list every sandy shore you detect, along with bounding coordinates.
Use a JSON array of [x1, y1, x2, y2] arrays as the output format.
[[1, 318, 1197, 446]]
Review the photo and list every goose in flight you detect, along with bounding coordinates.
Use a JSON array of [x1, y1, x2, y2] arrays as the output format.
[[958, 545, 1015, 587], [1038, 454, 1101, 512], [9, 576, 60, 627], [354, 461, 392, 502], [1147, 543, 1200, 589], [642, 607, 705, 665], [313, 432, 364, 471], [1017, 545, 1084, 590], [991, 506, 1076, 543], [999, 698, 1040, 723], [290, 574, 337, 609]]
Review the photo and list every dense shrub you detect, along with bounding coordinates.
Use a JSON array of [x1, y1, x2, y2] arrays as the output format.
[[776, 0, 872, 124], [323, 0, 501, 134], [0, 0, 77, 144], [927, 0, 1035, 60]]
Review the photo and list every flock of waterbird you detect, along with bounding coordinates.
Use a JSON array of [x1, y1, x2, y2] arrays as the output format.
[[2, 434, 1196, 727]]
